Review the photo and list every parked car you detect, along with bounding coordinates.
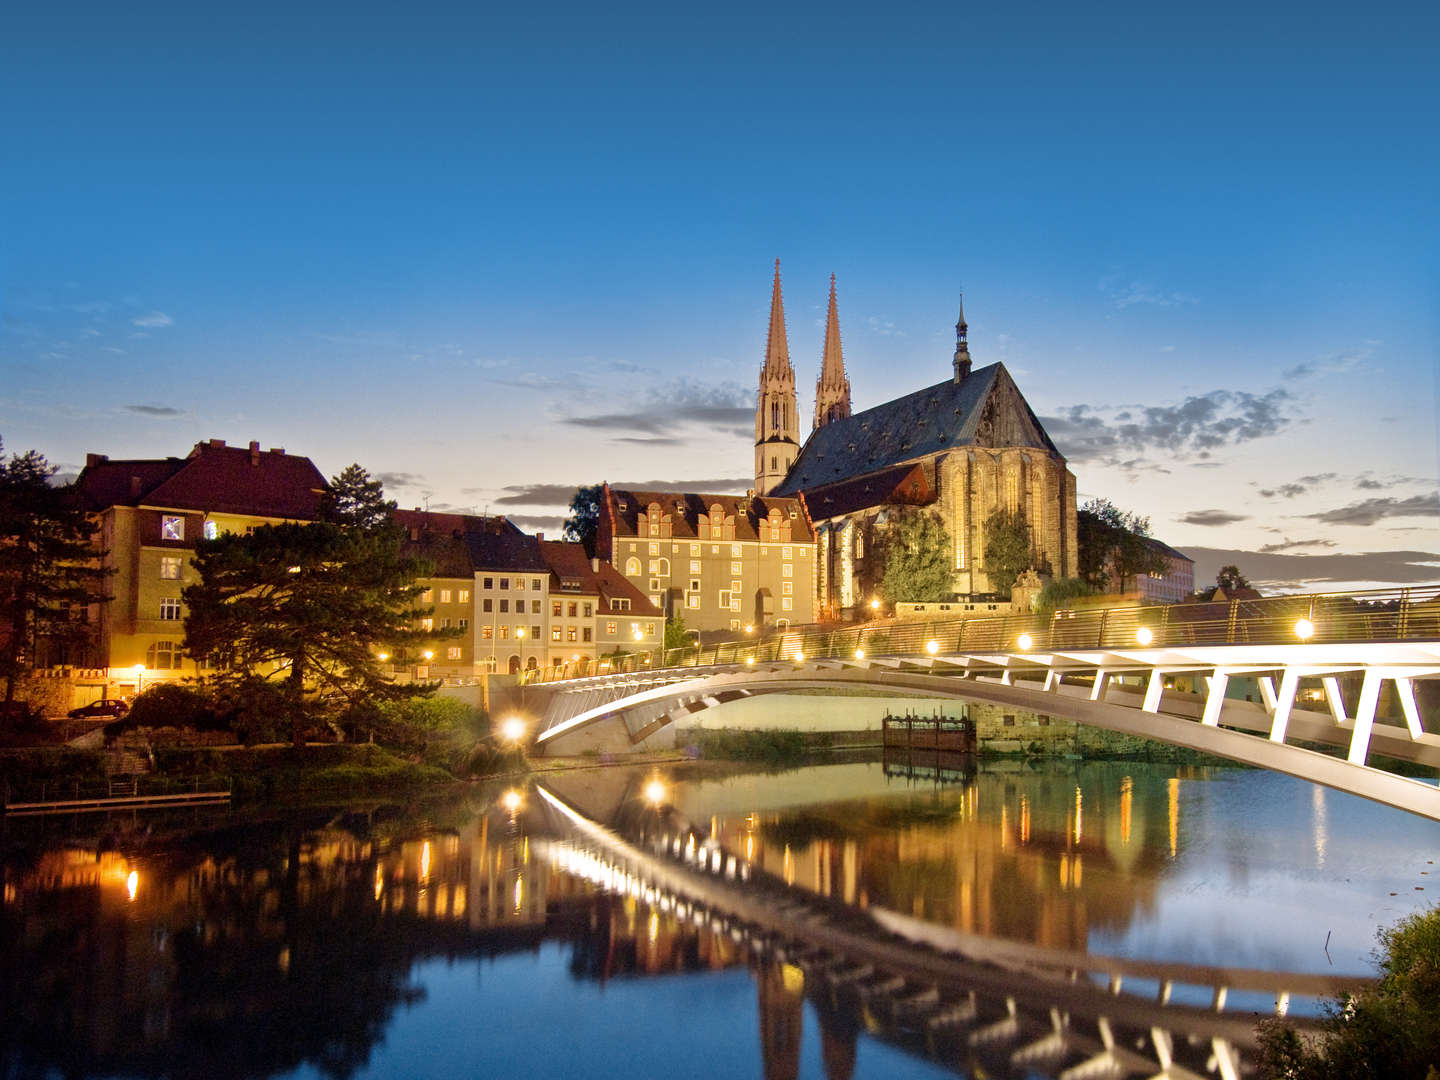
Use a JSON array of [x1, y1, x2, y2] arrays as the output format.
[[67, 699, 130, 720]]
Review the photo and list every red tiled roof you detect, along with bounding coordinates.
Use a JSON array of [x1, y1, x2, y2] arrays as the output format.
[[605, 489, 815, 542], [539, 540, 662, 616]]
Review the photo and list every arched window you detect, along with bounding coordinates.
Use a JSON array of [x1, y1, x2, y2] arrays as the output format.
[[625, 557, 641, 576], [525, 656, 538, 671], [656, 557, 670, 575], [508, 655, 521, 674], [146, 640, 179, 670]]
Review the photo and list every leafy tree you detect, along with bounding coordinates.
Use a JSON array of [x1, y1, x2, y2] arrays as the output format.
[[0, 439, 109, 718], [664, 615, 693, 651], [1077, 497, 1168, 593], [982, 507, 1035, 597], [1037, 576, 1100, 613], [563, 483, 604, 554], [876, 506, 954, 603], [183, 465, 440, 747], [1216, 564, 1250, 591], [1258, 902, 1440, 1079]]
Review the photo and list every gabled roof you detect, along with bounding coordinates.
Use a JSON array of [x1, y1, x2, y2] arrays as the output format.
[[799, 462, 934, 522], [539, 541, 663, 616], [1143, 536, 1193, 563], [605, 488, 815, 543], [76, 439, 326, 519], [773, 362, 1061, 495]]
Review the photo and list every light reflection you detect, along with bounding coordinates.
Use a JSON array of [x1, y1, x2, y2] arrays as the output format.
[[1073, 786, 1083, 845], [1312, 785, 1328, 868], [1120, 776, 1133, 847], [420, 841, 431, 884], [1168, 777, 1180, 858], [126, 870, 138, 903]]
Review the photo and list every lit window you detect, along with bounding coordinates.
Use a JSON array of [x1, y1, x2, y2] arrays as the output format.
[[730, 561, 741, 574], [730, 579, 741, 592], [482, 626, 493, 639], [447, 646, 462, 660], [421, 617, 433, 631], [421, 589, 433, 602], [567, 626, 577, 642], [552, 600, 562, 616], [583, 602, 592, 618], [440, 617, 452, 628], [160, 556, 182, 580], [498, 626, 509, 639], [782, 546, 792, 559], [645, 623, 655, 635], [626, 557, 641, 575], [159, 598, 182, 620], [648, 560, 660, 574], [781, 598, 793, 611], [782, 581, 792, 595], [458, 618, 469, 630], [719, 590, 732, 608], [145, 640, 179, 669], [690, 543, 700, 555], [629, 543, 637, 552], [161, 515, 184, 541], [552, 626, 563, 641], [729, 619, 740, 630], [689, 560, 701, 573], [458, 589, 470, 603], [686, 594, 700, 609], [439, 589, 452, 603], [782, 563, 793, 578], [203, 520, 218, 540], [730, 597, 741, 611], [731, 544, 742, 556], [650, 594, 662, 607], [606, 621, 617, 634], [649, 542, 660, 556], [710, 545, 719, 554]]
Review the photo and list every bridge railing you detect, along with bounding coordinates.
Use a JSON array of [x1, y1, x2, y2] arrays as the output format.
[[522, 584, 1440, 685]]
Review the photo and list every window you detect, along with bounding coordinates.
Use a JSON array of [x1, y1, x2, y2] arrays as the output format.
[[567, 627, 577, 642], [645, 623, 655, 635], [499, 599, 509, 613], [552, 600, 562, 616], [145, 640, 179, 669], [458, 589, 470, 603], [161, 515, 184, 541], [689, 578, 700, 592], [690, 542, 700, 555], [421, 588, 433, 602], [421, 617, 433, 631], [203, 520, 218, 540], [782, 563, 793, 578], [606, 621, 617, 634], [483, 577, 493, 589], [440, 617, 452, 629], [498, 625, 509, 639], [568, 602, 578, 617], [689, 559, 702, 573], [732, 544, 742, 556], [1003, 714, 1015, 727], [531, 599, 541, 614], [483, 598, 493, 612], [531, 625, 540, 640], [439, 589, 452, 603], [686, 594, 700, 609], [625, 557, 641, 575], [583, 603, 592, 618], [552, 626, 563, 641], [782, 581, 793, 596], [651, 594, 663, 608], [583, 627, 592, 642], [613, 598, 630, 612], [458, 618, 469, 630], [781, 597, 793, 611], [482, 626, 493, 639], [710, 545, 719, 555], [532, 578, 543, 590], [649, 542, 659, 556], [730, 579, 741, 592], [719, 590, 732, 608], [629, 543, 637, 552], [159, 598, 182, 620], [160, 555, 182, 580], [447, 646, 462, 660], [648, 559, 660, 574], [782, 546, 792, 559], [730, 561, 741, 575], [730, 619, 741, 630], [499, 577, 509, 590], [731, 596, 740, 611]]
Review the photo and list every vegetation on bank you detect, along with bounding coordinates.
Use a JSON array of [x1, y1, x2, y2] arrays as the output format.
[[688, 728, 810, 765], [1258, 902, 1440, 1080]]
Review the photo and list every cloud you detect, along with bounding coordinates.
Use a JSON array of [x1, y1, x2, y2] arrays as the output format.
[[1178, 509, 1249, 527], [1042, 388, 1294, 465], [561, 379, 752, 440], [374, 471, 426, 491], [494, 483, 585, 506], [1256, 472, 1339, 499], [131, 311, 173, 328], [614, 437, 684, 446], [865, 315, 905, 337], [505, 514, 566, 532], [1100, 275, 1199, 310], [492, 477, 755, 509], [1256, 538, 1338, 554], [1184, 545, 1440, 591], [125, 404, 183, 417], [1356, 477, 1383, 490], [1302, 493, 1440, 527], [1282, 347, 1372, 381]]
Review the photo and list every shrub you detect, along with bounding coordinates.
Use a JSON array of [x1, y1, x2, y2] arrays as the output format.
[[1037, 576, 1100, 613], [122, 683, 226, 731], [693, 728, 808, 765]]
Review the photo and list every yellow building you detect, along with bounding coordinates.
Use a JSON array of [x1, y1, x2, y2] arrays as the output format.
[[75, 438, 328, 693]]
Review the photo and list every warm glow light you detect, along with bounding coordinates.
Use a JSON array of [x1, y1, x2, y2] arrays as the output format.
[[132, 664, 145, 676], [1294, 618, 1315, 640], [745, 656, 755, 666], [1017, 633, 1034, 651], [870, 598, 880, 610], [377, 652, 389, 662], [420, 840, 432, 883], [644, 779, 668, 805], [854, 648, 865, 659], [793, 652, 804, 663], [743, 624, 754, 634], [925, 639, 940, 655], [422, 649, 434, 660], [571, 653, 579, 661], [125, 870, 138, 902], [1136, 626, 1154, 646], [500, 715, 526, 743], [501, 788, 523, 813], [633, 629, 643, 640], [515, 627, 526, 639]]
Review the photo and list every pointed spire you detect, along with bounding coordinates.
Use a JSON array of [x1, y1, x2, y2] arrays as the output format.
[[953, 290, 971, 382], [814, 273, 852, 430], [762, 258, 792, 380]]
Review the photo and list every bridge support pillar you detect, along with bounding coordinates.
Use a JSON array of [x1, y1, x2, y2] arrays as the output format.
[[1347, 669, 1384, 765], [1268, 669, 1300, 743], [1090, 670, 1111, 702], [1202, 671, 1231, 726], [1396, 677, 1424, 738]]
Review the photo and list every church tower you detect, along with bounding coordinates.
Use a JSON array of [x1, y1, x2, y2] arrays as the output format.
[[952, 292, 971, 382], [755, 259, 800, 495], [813, 273, 852, 430]]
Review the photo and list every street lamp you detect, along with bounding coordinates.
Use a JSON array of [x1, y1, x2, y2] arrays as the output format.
[[743, 624, 754, 635], [644, 778, 668, 806], [1294, 618, 1315, 641], [1017, 633, 1034, 651], [925, 639, 940, 655], [500, 715, 526, 743], [1135, 626, 1154, 646], [132, 663, 145, 695], [854, 647, 865, 659], [501, 788, 523, 814]]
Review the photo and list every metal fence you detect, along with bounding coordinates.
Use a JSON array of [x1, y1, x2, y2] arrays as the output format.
[[522, 584, 1440, 685]]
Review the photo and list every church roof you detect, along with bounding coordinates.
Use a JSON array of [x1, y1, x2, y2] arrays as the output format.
[[773, 362, 1061, 495], [605, 488, 815, 543], [799, 463, 934, 522]]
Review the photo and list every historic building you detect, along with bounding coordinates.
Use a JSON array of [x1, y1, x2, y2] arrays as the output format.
[[596, 485, 816, 635], [754, 260, 801, 496], [1135, 537, 1195, 603], [74, 438, 328, 691], [763, 281, 1079, 618]]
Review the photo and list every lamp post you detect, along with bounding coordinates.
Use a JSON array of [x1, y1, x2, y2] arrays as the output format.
[[132, 663, 145, 696]]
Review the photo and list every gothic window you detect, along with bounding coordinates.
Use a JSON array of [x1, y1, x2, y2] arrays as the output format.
[[771, 401, 780, 430]]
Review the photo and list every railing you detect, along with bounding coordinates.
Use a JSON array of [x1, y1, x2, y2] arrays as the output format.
[[2, 775, 233, 814], [523, 584, 1440, 685]]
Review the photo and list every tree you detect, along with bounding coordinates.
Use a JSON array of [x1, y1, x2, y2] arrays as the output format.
[[0, 439, 109, 717], [1037, 576, 1100, 613], [875, 507, 954, 603], [1215, 564, 1250, 592], [183, 465, 439, 747], [664, 615, 693, 651], [982, 507, 1035, 597], [563, 483, 604, 554], [1076, 497, 1168, 593]]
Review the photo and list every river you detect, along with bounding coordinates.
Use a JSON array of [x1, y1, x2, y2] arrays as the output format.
[[1, 755, 1434, 1079]]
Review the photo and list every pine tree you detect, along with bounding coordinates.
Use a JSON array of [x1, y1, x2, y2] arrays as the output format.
[[0, 440, 109, 718], [183, 465, 439, 747], [876, 507, 954, 603]]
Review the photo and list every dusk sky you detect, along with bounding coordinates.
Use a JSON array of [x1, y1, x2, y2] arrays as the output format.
[[3, 5, 1437, 592]]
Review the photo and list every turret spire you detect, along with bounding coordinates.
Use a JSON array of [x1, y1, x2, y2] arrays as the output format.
[[755, 259, 799, 495], [814, 273, 852, 430], [952, 291, 971, 382], [762, 258, 792, 379]]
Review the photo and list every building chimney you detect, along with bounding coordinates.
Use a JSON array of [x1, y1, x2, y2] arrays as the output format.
[[208, 438, 226, 449], [536, 532, 544, 542], [86, 453, 107, 467], [269, 447, 285, 455], [591, 557, 600, 572], [249, 440, 260, 465]]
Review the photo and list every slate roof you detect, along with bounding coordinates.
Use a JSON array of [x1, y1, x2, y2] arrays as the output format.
[[799, 463, 934, 522], [76, 439, 326, 519], [396, 509, 545, 574], [606, 489, 815, 543], [539, 541, 663, 616], [773, 362, 1060, 495], [1143, 536, 1193, 563]]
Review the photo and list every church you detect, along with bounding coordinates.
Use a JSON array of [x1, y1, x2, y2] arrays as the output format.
[[757, 261, 1079, 619]]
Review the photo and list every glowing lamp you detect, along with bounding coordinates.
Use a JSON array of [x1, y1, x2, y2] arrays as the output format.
[[854, 648, 865, 659], [925, 639, 940, 655], [1294, 618, 1315, 641], [1017, 633, 1034, 651], [644, 779, 668, 805], [1136, 626, 1154, 646], [501, 789, 522, 813], [500, 715, 526, 743]]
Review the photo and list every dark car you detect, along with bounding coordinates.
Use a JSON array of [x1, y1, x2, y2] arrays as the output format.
[[67, 699, 130, 720]]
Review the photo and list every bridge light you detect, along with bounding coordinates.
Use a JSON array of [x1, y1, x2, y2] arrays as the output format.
[[1295, 618, 1315, 640], [501, 788, 523, 813], [854, 648, 865, 660], [1017, 633, 1034, 651], [644, 778, 668, 805], [1136, 626, 1154, 646], [925, 639, 940, 655], [745, 656, 756, 666], [500, 715, 526, 743], [794, 652, 804, 663]]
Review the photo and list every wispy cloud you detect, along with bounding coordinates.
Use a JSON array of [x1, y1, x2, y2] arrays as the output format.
[[865, 315, 905, 337], [561, 380, 752, 442], [493, 476, 754, 509], [1302, 493, 1440, 527], [375, 471, 426, 491], [125, 404, 183, 417], [132, 311, 173, 328], [1256, 472, 1337, 499], [1178, 509, 1249, 527], [506, 514, 566, 532], [1256, 537, 1338, 554], [1100, 274, 1198, 310], [1185, 545, 1440, 591], [1282, 344, 1375, 381]]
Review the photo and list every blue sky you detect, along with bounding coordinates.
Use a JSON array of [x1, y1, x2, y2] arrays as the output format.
[[2, 3, 1437, 589]]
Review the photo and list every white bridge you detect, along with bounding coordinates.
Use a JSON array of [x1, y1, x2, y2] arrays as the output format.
[[522, 586, 1440, 820]]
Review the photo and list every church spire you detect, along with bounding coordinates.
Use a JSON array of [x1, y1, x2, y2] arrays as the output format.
[[952, 291, 971, 382], [814, 273, 852, 430], [755, 259, 799, 495]]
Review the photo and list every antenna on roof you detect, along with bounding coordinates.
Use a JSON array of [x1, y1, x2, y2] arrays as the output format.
[[423, 495, 431, 512]]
